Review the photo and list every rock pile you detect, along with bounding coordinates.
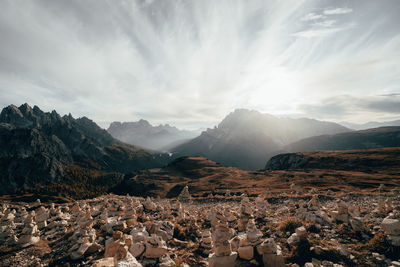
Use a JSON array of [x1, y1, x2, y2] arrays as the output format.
[[1, 190, 400, 266]]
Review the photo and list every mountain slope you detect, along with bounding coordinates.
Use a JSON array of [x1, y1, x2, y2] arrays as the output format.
[[340, 119, 400, 130], [284, 126, 400, 153], [107, 120, 199, 150], [172, 109, 350, 170], [0, 104, 173, 196], [114, 148, 400, 198], [265, 147, 400, 171]]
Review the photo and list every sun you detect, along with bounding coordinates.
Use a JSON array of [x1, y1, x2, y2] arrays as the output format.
[[247, 67, 303, 114]]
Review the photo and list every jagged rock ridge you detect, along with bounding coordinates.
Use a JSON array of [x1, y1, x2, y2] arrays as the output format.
[[0, 104, 173, 195]]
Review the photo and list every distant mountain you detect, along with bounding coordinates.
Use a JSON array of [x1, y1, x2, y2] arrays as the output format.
[[107, 120, 200, 150], [0, 104, 173, 196], [283, 126, 400, 153], [340, 119, 400, 130], [171, 109, 351, 170]]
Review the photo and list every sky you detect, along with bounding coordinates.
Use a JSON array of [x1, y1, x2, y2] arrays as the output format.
[[0, 0, 399, 130]]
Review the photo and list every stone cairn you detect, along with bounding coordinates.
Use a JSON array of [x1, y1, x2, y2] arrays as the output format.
[[257, 238, 285, 267], [200, 230, 213, 254], [209, 222, 237, 267], [330, 200, 365, 232], [0, 207, 17, 245], [69, 205, 100, 260], [381, 207, 400, 246], [35, 206, 49, 229], [238, 196, 252, 232], [255, 194, 268, 220], [129, 223, 148, 258], [178, 185, 191, 201], [18, 212, 40, 247], [237, 218, 263, 260], [290, 183, 303, 195]]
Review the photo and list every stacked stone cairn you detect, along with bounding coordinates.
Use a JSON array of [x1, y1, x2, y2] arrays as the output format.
[[209, 221, 237, 267], [178, 185, 191, 202], [381, 207, 400, 246], [237, 218, 263, 260], [18, 212, 40, 247], [239, 196, 253, 232]]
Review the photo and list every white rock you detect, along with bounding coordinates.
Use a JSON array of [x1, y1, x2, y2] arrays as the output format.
[[117, 252, 143, 267], [295, 226, 307, 238], [91, 257, 115, 267], [287, 233, 300, 246], [381, 218, 400, 235]]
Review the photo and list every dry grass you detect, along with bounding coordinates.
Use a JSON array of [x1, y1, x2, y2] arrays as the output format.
[[278, 218, 302, 233]]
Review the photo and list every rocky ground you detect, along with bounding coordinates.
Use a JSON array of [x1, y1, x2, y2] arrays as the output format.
[[1, 186, 400, 267]]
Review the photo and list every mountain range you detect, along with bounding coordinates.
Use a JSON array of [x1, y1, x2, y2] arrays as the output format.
[[0, 104, 172, 196], [107, 120, 199, 150], [171, 109, 351, 170], [1, 104, 400, 198]]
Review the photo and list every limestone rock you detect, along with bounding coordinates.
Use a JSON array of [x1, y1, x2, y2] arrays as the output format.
[[117, 252, 142, 267], [92, 257, 115, 267]]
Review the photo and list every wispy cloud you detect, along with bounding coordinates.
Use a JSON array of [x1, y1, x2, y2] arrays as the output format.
[[301, 12, 326, 21], [313, 20, 336, 27], [324, 7, 353, 15], [293, 27, 344, 38]]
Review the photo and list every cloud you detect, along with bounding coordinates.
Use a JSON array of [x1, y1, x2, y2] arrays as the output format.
[[293, 28, 344, 38], [364, 97, 400, 113], [299, 95, 400, 122], [301, 13, 326, 21], [0, 0, 399, 129], [313, 20, 336, 27], [324, 8, 353, 15]]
